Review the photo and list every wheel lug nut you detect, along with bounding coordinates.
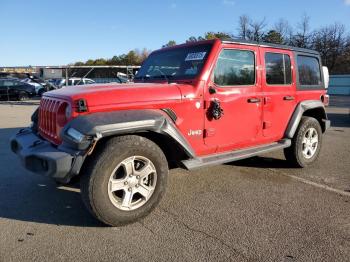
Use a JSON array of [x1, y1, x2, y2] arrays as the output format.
[[129, 174, 132, 177], [124, 181, 128, 185], [128, 187, 132, 192], [135, 184, 139, 188], [136, 175, 140, 179]]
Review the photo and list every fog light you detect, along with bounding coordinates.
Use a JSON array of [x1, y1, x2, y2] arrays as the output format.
[[67, 128, 85, 143]]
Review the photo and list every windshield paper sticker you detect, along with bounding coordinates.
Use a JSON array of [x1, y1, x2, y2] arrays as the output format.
[[185, 52, 207, 61]]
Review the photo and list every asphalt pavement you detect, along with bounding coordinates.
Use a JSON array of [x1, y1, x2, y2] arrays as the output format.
[[0, 96, 349, 261]]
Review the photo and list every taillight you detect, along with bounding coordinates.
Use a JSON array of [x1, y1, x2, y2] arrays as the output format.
[[321, 94, 330, 107]]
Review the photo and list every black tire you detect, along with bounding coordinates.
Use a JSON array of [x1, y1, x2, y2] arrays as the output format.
[[38, 88, 45, 97], [80, 135, 168, 226], [284, 116, 323, 167], [18, 92, 28, 101]]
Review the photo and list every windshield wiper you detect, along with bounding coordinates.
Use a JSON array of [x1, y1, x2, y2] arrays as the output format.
[[151, 74, 173, 80], [134, 75, 151, 81], [152, 68, 170, 82]]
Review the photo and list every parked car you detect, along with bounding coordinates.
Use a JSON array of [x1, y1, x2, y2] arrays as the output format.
[[11, 39, 330, 226], [54, 78, 96, 87], [0, 78, 35, 100], [21, 78, 46, 96]]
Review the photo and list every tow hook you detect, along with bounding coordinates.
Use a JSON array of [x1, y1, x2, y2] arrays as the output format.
[[30, 140, 44, 148], [87, 133, 102, 155]]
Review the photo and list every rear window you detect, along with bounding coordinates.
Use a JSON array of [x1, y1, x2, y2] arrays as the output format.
[[297, 55, 321, 86], [265, 53, 292, 85]]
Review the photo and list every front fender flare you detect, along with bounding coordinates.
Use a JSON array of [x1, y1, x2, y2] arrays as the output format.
[[61, 109, 196, 158]]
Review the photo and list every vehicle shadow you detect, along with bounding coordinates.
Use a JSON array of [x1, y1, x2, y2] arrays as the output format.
[[327, 113, 350, 128], [226, 156, 297, 169], [0, 127, 103, 227]]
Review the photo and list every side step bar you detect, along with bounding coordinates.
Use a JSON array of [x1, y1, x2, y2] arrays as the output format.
[[182, 139, 291, 170]]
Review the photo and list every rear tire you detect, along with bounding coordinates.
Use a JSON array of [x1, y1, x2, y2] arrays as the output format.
[[18, 92, 28, 101], [284, 116, 322, 167], [80, 135, 168, 226]]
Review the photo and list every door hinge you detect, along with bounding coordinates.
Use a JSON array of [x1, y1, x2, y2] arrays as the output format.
[[204, 128, 216, 137], [264, 97, 271, 104], [263, 121, 272, 129]]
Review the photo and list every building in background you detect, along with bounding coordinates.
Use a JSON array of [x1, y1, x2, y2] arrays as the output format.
[[41, 68, 62, 79], [328, 75, 350, 95]]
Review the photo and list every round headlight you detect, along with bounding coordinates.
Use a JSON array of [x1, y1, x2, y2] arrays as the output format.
[[65, 105, 72, 120]]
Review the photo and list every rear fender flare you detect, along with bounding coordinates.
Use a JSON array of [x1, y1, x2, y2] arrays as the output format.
[[285, 100, 327, 139]]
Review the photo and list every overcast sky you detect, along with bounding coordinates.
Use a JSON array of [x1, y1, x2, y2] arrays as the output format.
[[1, 0, 349, 66]]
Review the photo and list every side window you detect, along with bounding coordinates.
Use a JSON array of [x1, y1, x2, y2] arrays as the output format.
[[265, 53, 292, 85], [297, 55, 321, 86], [3, 81, 15, 87], [213, 49, 255, 86]]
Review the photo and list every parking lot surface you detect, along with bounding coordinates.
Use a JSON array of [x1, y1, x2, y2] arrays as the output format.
[[0, 97, 349, 261]]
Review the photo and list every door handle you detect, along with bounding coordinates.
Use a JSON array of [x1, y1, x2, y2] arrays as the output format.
[[247, 98, 261, 103], [283, 96, 295, 101]]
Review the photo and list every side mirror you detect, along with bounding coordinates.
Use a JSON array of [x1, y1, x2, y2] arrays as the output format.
[[208, 86, 217, 94], [322, 66, 329, 89]]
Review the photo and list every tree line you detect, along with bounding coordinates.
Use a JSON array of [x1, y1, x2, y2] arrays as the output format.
[[76, 15, 350, 75]]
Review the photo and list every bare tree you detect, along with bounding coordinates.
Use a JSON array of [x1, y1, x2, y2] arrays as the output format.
[[292, 14, 311, 48], [237, 15, 251, 40], [274, 18, 293, 44], [249, 17, 267, 42], [311, 23, 347, 72]]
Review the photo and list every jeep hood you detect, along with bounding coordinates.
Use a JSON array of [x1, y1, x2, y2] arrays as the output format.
[[45, 83, 183, 107]]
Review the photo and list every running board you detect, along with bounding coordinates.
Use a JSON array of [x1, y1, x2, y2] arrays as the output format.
[[182, 139, 291, 170]]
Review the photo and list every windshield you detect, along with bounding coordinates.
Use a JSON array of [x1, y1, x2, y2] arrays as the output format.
[[135, 43, 213, 81]]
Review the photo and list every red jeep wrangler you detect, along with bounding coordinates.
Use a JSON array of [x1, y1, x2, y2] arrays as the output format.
[[11, 39, 330, 226]]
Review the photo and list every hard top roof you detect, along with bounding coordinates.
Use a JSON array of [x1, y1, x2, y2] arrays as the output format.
[[221, 38, 319, 55]]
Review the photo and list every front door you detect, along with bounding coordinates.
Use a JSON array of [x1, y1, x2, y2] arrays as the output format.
[[204, 44, 263, 152]]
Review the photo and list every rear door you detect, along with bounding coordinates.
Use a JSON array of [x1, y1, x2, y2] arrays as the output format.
[[260, 48, 297, 140], [204, 44, 263, 151]]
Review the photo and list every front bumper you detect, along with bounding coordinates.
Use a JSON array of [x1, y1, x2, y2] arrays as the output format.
[[10, 128, 84, 182]]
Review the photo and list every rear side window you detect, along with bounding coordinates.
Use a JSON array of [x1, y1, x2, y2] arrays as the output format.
[[3, 81, 15, 86], [297, 55, 321, 86], [265, 53, 292, 85], [213, 49, 255, 86]]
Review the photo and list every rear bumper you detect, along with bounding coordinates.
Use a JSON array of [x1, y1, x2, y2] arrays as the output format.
[[10, 128, 84, 182], [323, 119, 331, 131]]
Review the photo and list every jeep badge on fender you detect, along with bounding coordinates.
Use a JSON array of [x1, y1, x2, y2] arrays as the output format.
[[10, 39, 330, 226]]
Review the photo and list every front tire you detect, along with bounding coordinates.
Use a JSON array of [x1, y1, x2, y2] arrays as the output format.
[[80, 135, 168, 226], [38, 88, 45, 97], [284, 116, 323, 167]]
